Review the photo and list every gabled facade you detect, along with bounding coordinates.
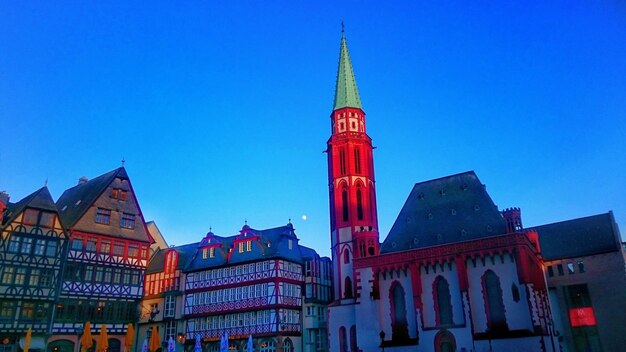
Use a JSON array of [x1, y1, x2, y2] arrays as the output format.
[[183, 224, 305, 352], [49, 167, 154, 352], [0, 188, 69, 352], [139, 243, 196, 352]]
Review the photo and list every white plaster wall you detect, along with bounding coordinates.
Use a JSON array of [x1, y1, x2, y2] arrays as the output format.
[[327, 304, 356, 352], [353, 267, 382, 351], [377, 268, 417, 340], [420, 263, 464, 328], [466, 253, 534, 333]]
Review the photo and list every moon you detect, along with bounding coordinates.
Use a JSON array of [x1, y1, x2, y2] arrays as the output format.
[[301, 215, 307, 221]]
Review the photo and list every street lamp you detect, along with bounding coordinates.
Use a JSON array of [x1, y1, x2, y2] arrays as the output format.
[[379, 331, 386, 352]]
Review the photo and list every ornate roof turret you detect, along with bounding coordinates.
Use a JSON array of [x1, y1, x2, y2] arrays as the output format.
[[333, 31, 362, 111]]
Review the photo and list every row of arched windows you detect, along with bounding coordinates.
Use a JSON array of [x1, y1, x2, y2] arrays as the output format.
[[387, 269, 508, 341], [340, 183, 375, 222], [338, 325, 358, 352]]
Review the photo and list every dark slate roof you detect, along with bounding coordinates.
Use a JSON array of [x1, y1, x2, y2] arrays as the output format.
[[56, 168, 126, 228], [185, 223, 303, 272], [530, 212, 621, 260], [146, 242, 199, 274], [2, 187, 58, 226], [381, 171, 507, 253]]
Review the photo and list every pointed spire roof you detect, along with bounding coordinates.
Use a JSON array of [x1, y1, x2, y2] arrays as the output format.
[[333, 32, 363, 111]]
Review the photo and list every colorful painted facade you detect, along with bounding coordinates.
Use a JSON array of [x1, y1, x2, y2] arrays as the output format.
[[50, 167, 154, 352]]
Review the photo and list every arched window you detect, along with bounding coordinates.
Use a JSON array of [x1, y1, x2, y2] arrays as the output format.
[[344, 276, 353, 298], [390, 282, 409, 341], [482, 270, 508, 331], [434, 276, 454, 326], [343, 249, 350, 264], [367, 240, 375, 256], [356, 185, 363, 220], [283, 338, 294, 352], [339, 326, 347, 352], [339, 149, 346, 175], [434, 330, 456, 352], [350, 325, 358, 352], [341, 185, 349, 222]]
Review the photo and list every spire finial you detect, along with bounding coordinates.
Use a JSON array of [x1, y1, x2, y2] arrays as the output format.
[[121, 157, 125, 166], [244, 219, 248, 225], [44, 178, 48, 187], [209, 226, 212, 233], [341, 20, 344, 34], [288, 218, 292, 224]]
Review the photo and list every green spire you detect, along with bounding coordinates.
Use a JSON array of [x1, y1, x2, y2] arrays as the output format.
[[333, 32, 363, 110]]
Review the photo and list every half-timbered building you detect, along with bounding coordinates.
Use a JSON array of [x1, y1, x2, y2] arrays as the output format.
[[49, 167, 154, 352], [180, 223, 326, 352], [138, 243, 197, 352], [0, 188, 69, 352]]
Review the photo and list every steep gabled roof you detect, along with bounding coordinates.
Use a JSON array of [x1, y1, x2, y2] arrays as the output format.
[[381, 171, 507, 253], [530, 212, 621, 260], [56, 167, 125, 229], [146, 242, 199, 274], [333, 33, 363, 110], [2, 186, 58, 226]]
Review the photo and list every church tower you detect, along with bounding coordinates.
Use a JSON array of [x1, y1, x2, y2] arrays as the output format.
[[327, 30, 380, 303]]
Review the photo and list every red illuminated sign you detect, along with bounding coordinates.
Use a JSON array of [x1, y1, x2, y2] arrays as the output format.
[[569, 307, 596, 327]]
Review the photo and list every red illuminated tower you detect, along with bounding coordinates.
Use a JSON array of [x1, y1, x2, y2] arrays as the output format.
[[327, 31, 379, 302]]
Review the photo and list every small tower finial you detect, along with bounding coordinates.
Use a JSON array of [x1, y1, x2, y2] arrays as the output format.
[[341, 20, 345, 34], [209, 226, 212, 233], [121, 157, 126, 166], [244, 219, 248, 225], [44, 178, 48, 187], [288, 218, 292, 224]]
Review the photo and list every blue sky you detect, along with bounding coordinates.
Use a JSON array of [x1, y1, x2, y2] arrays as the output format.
[[1, 1, 625, 257]]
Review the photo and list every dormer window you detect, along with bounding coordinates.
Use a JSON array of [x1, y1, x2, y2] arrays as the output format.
[[246, 241, 252, 252], [288, 239, 293, 250], [23, 209, 39, 225], [238, 242, 244, 253]]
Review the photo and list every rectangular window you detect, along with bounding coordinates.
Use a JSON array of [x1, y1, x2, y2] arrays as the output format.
[[85, 238, 97, 252], [21, 302, 35, 319], [0, 301, 15, 318], [103, 268, 112, 282], [34, 239, 46, 256], [113, 242, 125, 256], [164, 320, 176, 340], [557, 264, 564, 276], [120, 190, 128, 201], [128, 244, 139, 258], [238, 242, 244, 253], [578, 261, 585, 273], [111, 188, 119, 199], [95, 208, 111, 225], [567, 262, 575, 274], [547, 266, 554, 277], [46, 240, 57, 256], [29, 269, 41, 286], [20, 238, 33, 254], [210, 247, 215, 258], [202, 248, 208, 259], [84, 266, 93, 282], [131, 272, 140, 285], [122, 270, 130, 285], [120, 213, 135, 229], [113, 269, 121, 284], [288, 239, 292, 250], [71, 237, 83, 250], [95, 267, 104, 282], [23, 209, 39, 225], [164, 295, 175, 318], [8, 237, 20, 253], [100, 241, 111, 254], [40, 212, 55, 228], [13, 267, 25, 285]]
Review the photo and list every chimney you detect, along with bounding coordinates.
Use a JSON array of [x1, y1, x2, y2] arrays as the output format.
[[78, 176, 89, 185]]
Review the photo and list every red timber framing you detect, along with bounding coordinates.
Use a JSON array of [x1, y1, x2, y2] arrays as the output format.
[[66, 230, 150, 267], [183, 259, 303, 340]]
